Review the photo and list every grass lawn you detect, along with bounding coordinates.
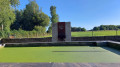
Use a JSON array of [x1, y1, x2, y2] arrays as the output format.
[[43, 30, 120, 37], [0, 46, 120, 63], [71, 30, 120, 37]]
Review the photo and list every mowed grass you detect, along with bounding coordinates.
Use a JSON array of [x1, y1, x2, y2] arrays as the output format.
[[71, 30, 120, 37], [0, 46, 120, 63], [45, 30, 120, 37]]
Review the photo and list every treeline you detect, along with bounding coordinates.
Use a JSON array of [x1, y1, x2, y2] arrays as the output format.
[[0, 0, 59, 38], [71, 27, 86, 32], [71, 25, 120, 32], [11, 0, 59, 32], [93, 25, 120, 31]]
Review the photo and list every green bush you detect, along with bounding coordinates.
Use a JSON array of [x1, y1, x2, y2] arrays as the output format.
[[0, 29, 51, 39], [0, 31, 9, 38]]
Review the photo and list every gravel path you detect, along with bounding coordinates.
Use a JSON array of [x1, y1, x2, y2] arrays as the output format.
[[0, 63, 120, 67]]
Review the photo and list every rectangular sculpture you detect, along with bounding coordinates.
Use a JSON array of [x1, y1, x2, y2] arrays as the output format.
[[52, 22, 71, 42]]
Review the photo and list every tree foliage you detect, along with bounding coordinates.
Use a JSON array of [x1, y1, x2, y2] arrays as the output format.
[[0, 0, 52, 38], [93, 25, 120, 31], [0, 0, 19, 32], [34, 26, 46, 33], [71, 27, 86, 32], [10, 0, 20, 7], [21, 0, 39, 31], [11, 0, 50, 32], [50, 6, 59, 23], [47, 6, 59, 33], [11, 10, 23, 30]]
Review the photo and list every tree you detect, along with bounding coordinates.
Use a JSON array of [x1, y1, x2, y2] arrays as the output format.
[[81, 28, 86, 31], [21, 0, 50, 31], [22, 0, 39, 31], [92, 25, 120, 31], [71, 27, 86, 32], [50, 6, 59, 23], [47, 26, 52, 33], [47, 6, 59, 33], [34, 12, 50, 27], [10, 0, 20, 7], [93, 27, 100, 31], [0, 0, 19, 32], [10, 10, 23, 30]]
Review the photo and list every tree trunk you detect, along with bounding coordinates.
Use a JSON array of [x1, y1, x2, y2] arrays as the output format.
[[2, 24, 3, 31]]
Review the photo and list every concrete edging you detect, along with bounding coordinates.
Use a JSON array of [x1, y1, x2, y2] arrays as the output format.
[[0, 63, 120, 67]]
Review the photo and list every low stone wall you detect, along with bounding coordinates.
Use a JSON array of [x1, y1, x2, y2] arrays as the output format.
[[72, 36, 120, 41], [5, 42, 97, 47], [1, 36, 120, 44], [1, 37, 52, 43], [107, 41, 120, 50]]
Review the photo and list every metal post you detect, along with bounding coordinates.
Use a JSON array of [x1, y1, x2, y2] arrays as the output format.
[[92, 30, 93, 37], [116, 30, 118, 36]]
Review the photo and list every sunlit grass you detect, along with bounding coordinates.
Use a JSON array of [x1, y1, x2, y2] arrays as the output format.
[[71, 30, 119, 37], [0, 47, 120, 63]]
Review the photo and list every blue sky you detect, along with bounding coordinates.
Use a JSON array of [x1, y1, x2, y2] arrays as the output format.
[[18, 0, 120, 30]]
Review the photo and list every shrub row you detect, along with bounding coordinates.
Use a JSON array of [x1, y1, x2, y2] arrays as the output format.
[[0, 30, 51, 38]]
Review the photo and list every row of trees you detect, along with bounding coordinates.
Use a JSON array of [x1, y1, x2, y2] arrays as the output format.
[[93, 25, 120, 31], [0, 0, 59, 38], [71, 25, 120, 32], [71, 27, 86, 32], [11, 0, 59, 32], [11, 1, 50, 31]]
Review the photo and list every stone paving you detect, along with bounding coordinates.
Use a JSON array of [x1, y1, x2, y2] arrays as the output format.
[[0, 63, 120, 67]]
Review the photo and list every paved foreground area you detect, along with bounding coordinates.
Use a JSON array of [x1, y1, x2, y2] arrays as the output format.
[[0, 63, 120, 67]]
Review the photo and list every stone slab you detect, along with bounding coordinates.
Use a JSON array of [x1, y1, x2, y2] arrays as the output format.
[[0, 63, 120, 67]]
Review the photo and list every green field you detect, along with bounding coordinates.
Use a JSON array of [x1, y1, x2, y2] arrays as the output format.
[[0, 46, 120, 63], [71, 30, 120, 37], [43, 30, 120, 37], [7, 30, 119, 38]]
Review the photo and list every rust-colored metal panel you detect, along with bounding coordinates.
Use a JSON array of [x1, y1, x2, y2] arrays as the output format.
[[58, 22, 66, 41]]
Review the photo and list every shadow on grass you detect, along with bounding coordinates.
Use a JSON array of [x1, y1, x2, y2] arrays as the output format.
[[101, 47, 120, 55]]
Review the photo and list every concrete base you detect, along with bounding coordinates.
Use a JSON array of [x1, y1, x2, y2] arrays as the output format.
[[0, 44, 2, 47], [0, 44, 4, 48], [0, 44, 5, 47]]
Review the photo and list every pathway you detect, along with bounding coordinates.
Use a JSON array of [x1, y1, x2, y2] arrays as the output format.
[[0, 63, 120, 67]]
